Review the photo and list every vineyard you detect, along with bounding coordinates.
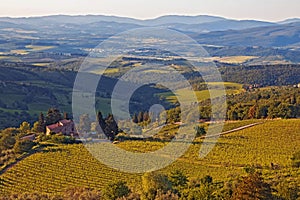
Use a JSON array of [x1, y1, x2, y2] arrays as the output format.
[[0, 119, 299, 195]]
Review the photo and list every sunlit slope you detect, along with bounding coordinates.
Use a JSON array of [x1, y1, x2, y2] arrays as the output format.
[[0, 119, 299, 194]]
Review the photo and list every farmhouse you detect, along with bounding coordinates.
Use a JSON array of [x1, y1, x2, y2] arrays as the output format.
[[46, 119, 76, 136]]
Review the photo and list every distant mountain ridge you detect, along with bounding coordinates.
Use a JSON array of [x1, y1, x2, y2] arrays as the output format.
[[0, 14, 226, 25], [0, 14, 278, 32], [194, 22, 300, 47], [278, 18, 300, 24]]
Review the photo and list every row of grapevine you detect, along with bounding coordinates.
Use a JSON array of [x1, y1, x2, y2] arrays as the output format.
[[0, 119, 299, 194]]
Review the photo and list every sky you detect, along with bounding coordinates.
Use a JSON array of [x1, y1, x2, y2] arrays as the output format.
[[1, 0, 300, 22]]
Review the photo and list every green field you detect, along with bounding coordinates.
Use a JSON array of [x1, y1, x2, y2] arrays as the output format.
[[160, 82, 244, 103], [0, 119, 299, 195]]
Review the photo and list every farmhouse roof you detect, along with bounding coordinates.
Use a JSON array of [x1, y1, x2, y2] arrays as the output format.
[[47, 119, 73, 130]]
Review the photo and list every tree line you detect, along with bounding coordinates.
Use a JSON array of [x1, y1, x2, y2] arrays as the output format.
[[1, 168, 299, 200]]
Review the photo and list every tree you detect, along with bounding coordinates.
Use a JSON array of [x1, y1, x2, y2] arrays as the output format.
[[199, 106, 211, 120], [158, 111, 167, 125], [155, 190, 179, 200], [18, 121, 31, 134], [232, 172, 273, 200], [138, 112, 144, 123], [200, 175, 213, 186], [195, 126, 206, 138], [31, 121, 40, 133], [169, 170, 188, 188], [256, 105, 268, 119], [228, 104, 249, 120], [268, 104, 279, 119], [167, 107, 181, 123], [0, 130, 16, 150], [248, 105, 257, 119], [45, 108, 62, 125], [143, 111, 150, 123], [63, 187, 102, 200], [187, 186, 215, 200], [132, 113, 138, 124], [174, 107, 181, 122], [78, 114, 91, 133], [96, 111, 106, 134], [63, 112, 69, 120], [14, 139, 35, 154], [36, 112, 46, 133], [103, 181, 131, 200], [229, 110, 239, 120], [277, 103, 295, 119], [290, 94, 296, 104], [104, 114, 119, 141], [118, 192, 141, 200], [142, 172, 172, 200], [185, 175, 215, 200]]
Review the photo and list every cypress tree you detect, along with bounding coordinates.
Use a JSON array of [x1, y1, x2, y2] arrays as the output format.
[[37, 112, 46, 133]]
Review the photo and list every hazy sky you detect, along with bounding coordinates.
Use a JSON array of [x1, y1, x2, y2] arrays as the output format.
[[1, 0, 300, 21]]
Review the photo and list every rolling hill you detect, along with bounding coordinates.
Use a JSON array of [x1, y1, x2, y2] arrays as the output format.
[[0, 14, 299, 65], [0, 14, 279, 37], [0, 119, 299, 195], [195, 22, 300, 47]]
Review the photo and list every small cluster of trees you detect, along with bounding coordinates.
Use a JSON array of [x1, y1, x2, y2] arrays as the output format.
[[227, 87, 300, 120], [195, 87, 300, 121], [162, 106, 210, 124], [141, 170, 298, 200], [194, 125, 206, 137], [0, 125, 36, 166], [132, 111, 151, 125], [166, 107, 181, 124], [0, 123, 36, 154], [78, 112, 119, 141], [227, 102, 298, 120]]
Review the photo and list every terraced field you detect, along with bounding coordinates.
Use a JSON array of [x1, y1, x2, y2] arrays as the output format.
[[0, 119, 299, 195]]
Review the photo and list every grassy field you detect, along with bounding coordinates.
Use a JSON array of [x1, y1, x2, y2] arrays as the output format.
[[8, 45, 55, 55], [160, 82, 244, 103], [209, 56, 258, 64], [0, 56, 9, 60], [25, 45, 55, 51], [32, 63, 50, 67], [0, 55, 21, 62], [9, 50, 29, 55], [0, 119, 299, 195]]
